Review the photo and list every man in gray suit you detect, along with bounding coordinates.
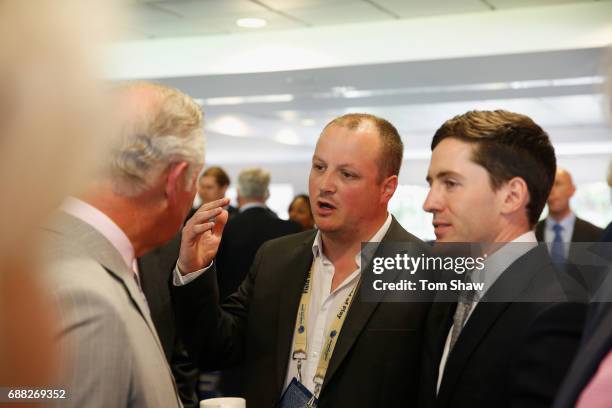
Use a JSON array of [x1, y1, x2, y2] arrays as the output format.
[[43, 82, 226, 407]]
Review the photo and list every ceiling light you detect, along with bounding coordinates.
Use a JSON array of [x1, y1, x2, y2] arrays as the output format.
[[202, 93, 294, 106], [274, 129, 301, 145], [236, 18, 267, 28], [278, 110, 298, 121], [207, 116, 250, 137]]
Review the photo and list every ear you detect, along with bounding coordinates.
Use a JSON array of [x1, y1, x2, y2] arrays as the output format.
[[569, 182, 576, 198], [500, 176, 529, 216], [380, 175, 398, 204], [165, 161, 190, 204]]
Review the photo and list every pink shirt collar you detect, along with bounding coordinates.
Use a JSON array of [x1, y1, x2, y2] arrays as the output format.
[[61, 197, 138, 276]]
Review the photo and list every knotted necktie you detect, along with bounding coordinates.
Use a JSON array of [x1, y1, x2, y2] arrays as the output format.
[[551, 223, 565, 267], [449, 269, 478, 352]]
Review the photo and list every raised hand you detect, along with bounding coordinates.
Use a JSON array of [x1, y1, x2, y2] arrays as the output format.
[[177, 197, 230, 274]]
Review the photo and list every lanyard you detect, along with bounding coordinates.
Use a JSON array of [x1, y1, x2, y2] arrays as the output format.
[[291, 261, 359, 402]]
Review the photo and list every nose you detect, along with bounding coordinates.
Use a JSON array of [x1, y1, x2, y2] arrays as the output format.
[[318, 170, 336, 195], [423, 186, 441, 214]]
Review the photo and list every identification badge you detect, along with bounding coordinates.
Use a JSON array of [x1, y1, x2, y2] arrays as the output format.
[[279, 377, 318, 408]]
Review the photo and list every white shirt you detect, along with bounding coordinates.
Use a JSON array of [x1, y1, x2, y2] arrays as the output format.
[[544, 213, 575, 244], [239, 202, 266, 212], [436, 231, 538, 393], [544, 212, 575, 258], [283, 214, 392, 394], [61, 197, 139, 277]]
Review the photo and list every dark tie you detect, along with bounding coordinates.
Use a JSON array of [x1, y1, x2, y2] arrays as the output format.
[[449, 269, 478, 352], [551, 223, 565, 266]]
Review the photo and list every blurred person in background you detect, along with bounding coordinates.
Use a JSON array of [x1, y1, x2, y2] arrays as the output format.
[[553, 169, 612, 407], [190, 166, 237, 220], [0, 0, 116, 398], [42, 82, 226, 408], [288, 194, 315, 231], [215, 167, 301, 301], [536, 168, 603, 268]]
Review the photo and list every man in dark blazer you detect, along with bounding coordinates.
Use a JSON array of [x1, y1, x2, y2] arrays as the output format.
[[173, 114, 432, 407], [138, 233, 199, 408], [216, 167, 301, 300], [535, 168, 603, 250], [420, 110, 586, 408]]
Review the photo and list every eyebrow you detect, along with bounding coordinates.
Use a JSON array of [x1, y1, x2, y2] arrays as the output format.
[[312, 155, 356, 169], [426, 170, 462, 183]]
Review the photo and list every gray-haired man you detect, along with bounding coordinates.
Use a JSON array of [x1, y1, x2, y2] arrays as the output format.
[[43, 82, 227, 408]]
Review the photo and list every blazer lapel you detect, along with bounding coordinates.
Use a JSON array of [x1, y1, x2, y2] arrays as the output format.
[[46, 212, 164, 349], [436, 246, 549, 405], [275, 232, 316, 393], [322, 217, 420, 390]]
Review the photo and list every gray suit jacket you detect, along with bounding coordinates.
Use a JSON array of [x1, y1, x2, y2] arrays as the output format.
[[43, 212, 182, 408]]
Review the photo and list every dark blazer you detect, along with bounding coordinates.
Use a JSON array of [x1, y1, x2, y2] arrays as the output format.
[[535, 216, 604, 244], [215, 206, 302, 300], [139, 233, 199, 408], [420, 246, 587, 408], [174, 217, 432, 408], [553, 246, 612, 408]]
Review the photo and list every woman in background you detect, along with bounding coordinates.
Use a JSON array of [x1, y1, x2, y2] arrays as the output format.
[[288, 194, 315, 231]]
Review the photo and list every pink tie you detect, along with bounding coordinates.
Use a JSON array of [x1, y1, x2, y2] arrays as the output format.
[[576, 349, 612, 408]]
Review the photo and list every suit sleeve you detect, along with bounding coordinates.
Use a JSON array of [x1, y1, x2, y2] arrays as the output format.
[[173, 239, 268, 370], [51, 287, 132, 408], [510, 302, 587, 408]]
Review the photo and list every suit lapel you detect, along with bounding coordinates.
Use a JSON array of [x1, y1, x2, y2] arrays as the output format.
[[275, 232, 316, 393], [322, 217, 420, 390], [46, 212, 164, 350], [436, 246, 549, 405]]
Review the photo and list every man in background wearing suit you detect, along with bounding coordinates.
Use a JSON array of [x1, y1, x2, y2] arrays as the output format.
[[535, 168, 603, 265], [420, 110, 586, 408], [216, 167, 301, 301], [43, 82, 225, 408], [174, 113, 431, 407]]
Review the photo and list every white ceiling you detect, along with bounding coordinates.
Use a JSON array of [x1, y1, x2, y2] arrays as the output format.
[[126, 0, 609, 39], [110, 0, 612, 193]]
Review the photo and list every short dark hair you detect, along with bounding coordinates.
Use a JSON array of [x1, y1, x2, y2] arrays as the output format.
[[201, 166, 230, 187], [324, 113, 403, 181], [431, 110, 556, 227]]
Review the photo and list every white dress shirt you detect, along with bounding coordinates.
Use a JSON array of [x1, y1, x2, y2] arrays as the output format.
[[282, 214, 392, 394], [436, 231, 538, 392], [544, 213, 576, 259]]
